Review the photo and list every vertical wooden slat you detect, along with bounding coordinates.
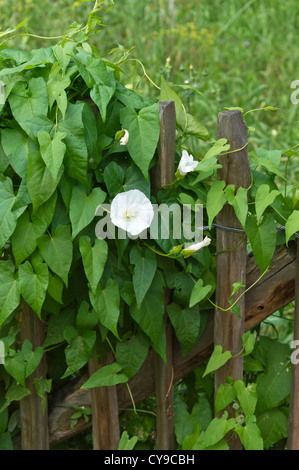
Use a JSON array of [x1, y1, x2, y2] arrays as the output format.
[[288, 235, 299, 449], [88, 352, 120, 450], [214, 110, 250, 449], [19, 302, 49, 450], [151, 100, 176, 450]]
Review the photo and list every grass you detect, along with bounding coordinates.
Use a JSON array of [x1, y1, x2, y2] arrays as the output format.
[[1, 1, 299, 148]]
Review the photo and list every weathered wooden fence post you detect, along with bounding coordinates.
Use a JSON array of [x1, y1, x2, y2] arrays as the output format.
[[214, 110, 250, 449], [151, 100, 176, 450], [19, 302, 49, 450], [88, 352, 120, 450], [287, 232, 299, 449]]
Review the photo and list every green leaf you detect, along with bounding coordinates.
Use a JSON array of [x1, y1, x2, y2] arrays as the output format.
[[18, 261, 49, 318], [201, 138, 230, 163], [70, 185, 106, 239], [206, 180, 226, 229], [235, 418, 263, 450], [43, 308, 75, 348], [255, 148, 282, 169], [81, 362, 128, 388], [197, 412, 235, 449], [250, 150, 285, 180], [256, 345, 291, 414], [254, 337, 291, 414], [76, 301, 98, 330], [167, 302, 201, 351], [118, 431, 138, 451], [0, 432, 13, 450], [130, 246, 157, 308], [256, 407, 288, 449], [58, 102, 88, 185], [103, 161, 124, 197], [37, 130, 66, 183], [4, 339, 43, 387], [1, 129, 30, 178], [242, 332, 256, 357], [234, 380, 257, 417], [26, 151, 58, 213], [189, 279, 212, 308], [130, 273, 165, 351], [245, 213, 277, 273], [120, 103, 160, 180], [116, 332, 150, 379], [47, 68, 71, 119], [4, 352, 26, 387], [215, 382, 236, 415], [225, 185, 248, 229], [11, 210, 46, 266], [90, 84, 115, 122], [0, 176, 18, 249], [62, 329, 96, 378], [79, 236, 108, 294], [202, 345, 232, 378], [21, 339, 44, 378], [33, 378, 52, 415], [285, 210, 299, 245], [37, 224, 73, 286], [47, 272, 64, 304], [89, 279, 120, 339], [123, 164, 151, 198], [0, 260, 20, 328], [3, 381, 31, 408], [255, 184, 280, 223], [8, 77, 48, 138], [185, 113, 210, 140], [159, 75, 186, 130]]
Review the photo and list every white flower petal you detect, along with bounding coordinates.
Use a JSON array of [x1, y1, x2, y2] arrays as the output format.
[[187, 236, 211, 252], [178, 150, 198, 176], [120, 129, 129, 146], [110, 189, 154, 236]]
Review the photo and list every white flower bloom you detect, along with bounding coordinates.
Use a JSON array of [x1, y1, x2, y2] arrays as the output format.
[[110, 189, 154, 236], [185, 236, 211, 252], [120, 129, 129, 146], [178, 150, 198, 176]]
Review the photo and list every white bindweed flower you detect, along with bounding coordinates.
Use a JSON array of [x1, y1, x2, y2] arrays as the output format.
[[178, 150, 198, 176], [181, 236, 211, 257], [120, 129, 129, 146], [110, 189, 154, 236], [187, 237, 211, 252]]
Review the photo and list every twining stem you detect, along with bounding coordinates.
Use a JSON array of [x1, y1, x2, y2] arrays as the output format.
[[187, 264, 269, 313], [208, 265, 269, 312]]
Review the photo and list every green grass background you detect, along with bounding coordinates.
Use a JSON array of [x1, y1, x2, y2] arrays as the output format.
[[1, 0, 299, 151]]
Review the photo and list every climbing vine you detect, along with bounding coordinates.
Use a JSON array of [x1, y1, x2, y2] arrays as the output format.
[[0, 0, 298, 450]]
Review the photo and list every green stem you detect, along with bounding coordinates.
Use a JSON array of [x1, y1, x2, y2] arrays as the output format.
[[208, 265, 269, 312]]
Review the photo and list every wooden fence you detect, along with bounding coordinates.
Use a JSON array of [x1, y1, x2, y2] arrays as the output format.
[[14, 103, 298, 450]]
